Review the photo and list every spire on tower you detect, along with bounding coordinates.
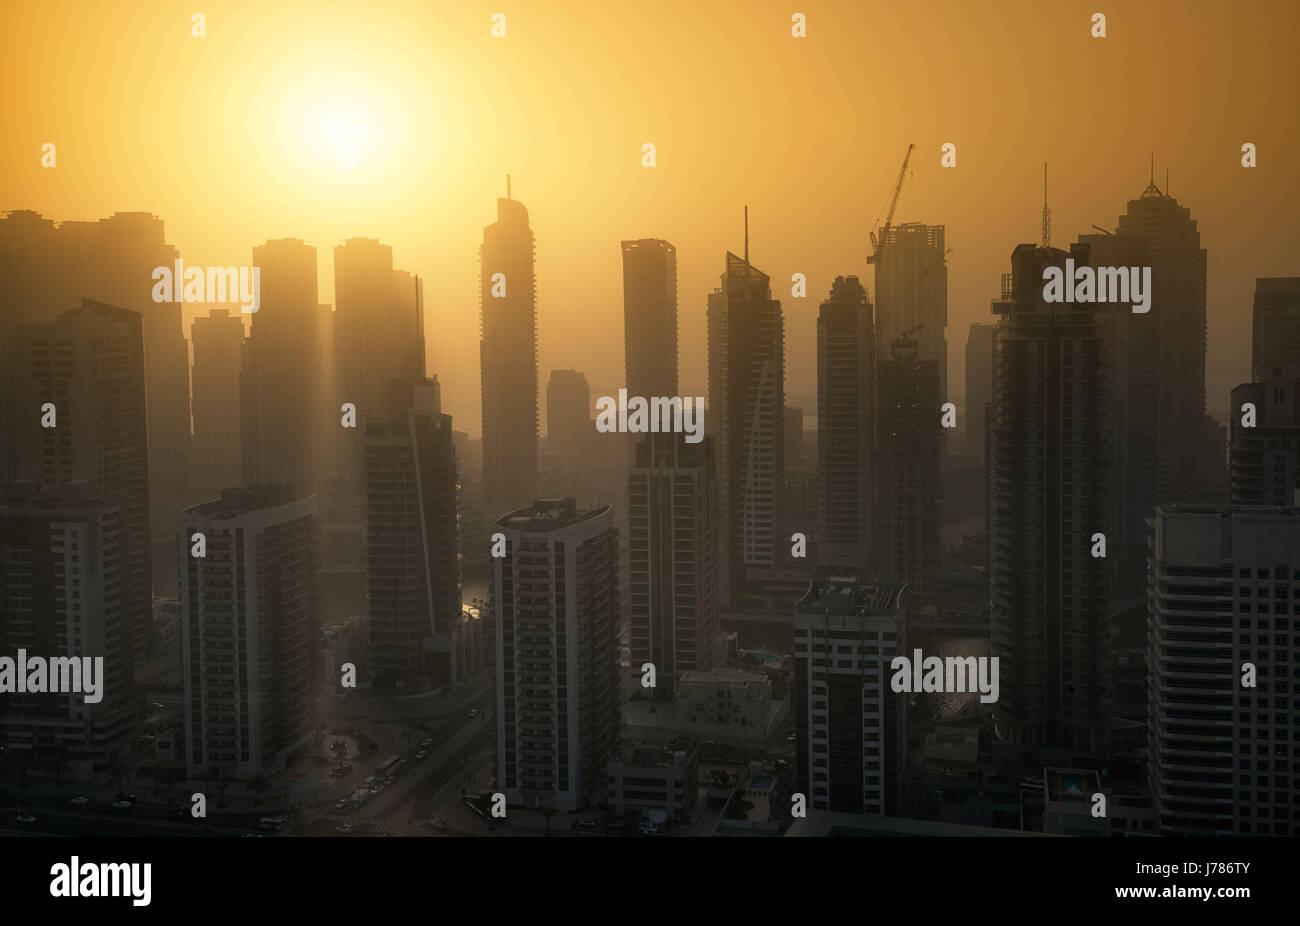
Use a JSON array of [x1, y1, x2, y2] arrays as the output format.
[[1041, 162, 1051, 250]]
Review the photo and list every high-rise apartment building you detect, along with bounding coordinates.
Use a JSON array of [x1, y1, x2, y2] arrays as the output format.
[[964, 323, 995, 460], [479, 186, 539, 514], [1147, 504, 1300, 836], [241, 239, 323, 500], [9, 299, 153, 668], [707, 250, 785, 603], [0, 484, 138, 762], [621, 238, 678, 399], [546, 369, 590, 463], [363, 376, 461, 690], [874, 336, 940, 592], [627, 433, 721, 700], [493, 499, 619, 812], [793, 576, 906, 816], [191, 309, 244, 490], [817, 276, 874, 571], [1230, 364, 1300, 506], [988, 243, 1112, 750], [179, 486, 319, 780], [872, 222, 948, 400], [1251, 278, 1300, 371]]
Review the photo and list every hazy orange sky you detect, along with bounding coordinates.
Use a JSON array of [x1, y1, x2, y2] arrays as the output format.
[[4, 0, 1297, 436]]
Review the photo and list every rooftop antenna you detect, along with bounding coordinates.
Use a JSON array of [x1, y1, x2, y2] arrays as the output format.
[[1149, 154, 1154, 186], [1165, 166, 1170, 198], [506, 173, 511, 199], [744, 205, 752, 310], [1041, 162, 1051, 250]]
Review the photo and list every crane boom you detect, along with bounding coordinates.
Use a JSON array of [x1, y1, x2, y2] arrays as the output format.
[[867, 143, 915, 265]]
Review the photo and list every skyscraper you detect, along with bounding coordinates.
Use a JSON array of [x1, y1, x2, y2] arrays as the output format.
[[0, 211, 190, 558], [363, 376, 461, 690], [872, 222, 948, 400], [1147, 504, 1300, 836], [793, 576, 906, 816], [627, 432, 721, 700], [964, 323, 995, 460], [179, 486, 319, 780], [988, 243, 1112, 750], [1077, 232, 1160, 594], [9, 299, 153, 669], [0, 484, 138, 763], [241, 239, 322, 500], [191, 309, 244, 491], [816, 276, 874, 571], [479, 184, 539, 514], [1230, 364, 1300, 506], [334, 238, 424, 482], [493, 499, 620, 812], [874, 336, 940, 593], [621, 238, 677, 399], [546, 369, 590, 463], [1251, 278, 1300, 371], [1114, 180, 1210, 501], [707, 247, 785, 603]]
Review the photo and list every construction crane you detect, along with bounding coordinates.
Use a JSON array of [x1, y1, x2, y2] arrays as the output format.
[[867, 144, 916, 265], [919, 248, 953, 282]]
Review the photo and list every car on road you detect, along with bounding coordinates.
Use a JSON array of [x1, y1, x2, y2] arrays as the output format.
[[420, 738, 433, 748], [149, 701, 166, 710], [638, 821, 662, 836], [467, 708, 479, 718], [429, 818, 447, 830], [111, 801, 132, 810], [334, 823, 354, 834], [335, 798, 350, 810], [16, 814, 36, 824], [786, 732, 797, 742], [67, 796, 89, 808], [415, 750, 427, 760], [574, 818, 599, 833]]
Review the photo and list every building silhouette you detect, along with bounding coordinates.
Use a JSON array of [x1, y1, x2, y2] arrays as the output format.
[[191, 309, 245, 492], [872, 222, 948, 401], [988, 244, 1112, 750], [817, 276, 874, 572], [627, 432, 721, 700], [178, 486, 319, 781], [1230, 364, 1300, 506], [1114, 180, 1215, 499], [241, 239, 323, 500], [964, 322, 995, 460], [707, 248, 785, 604], [363, 376, 463, 690], [1147, 504, 1300, 835], [9, 299, 153, 669], [874, 335, 939, 593], [621, 238, 678, 399], [479, 183, 539, 514], [546, 369, 590, 464], [493, 498, 620, 812], [1252, 277, 1300, 370]]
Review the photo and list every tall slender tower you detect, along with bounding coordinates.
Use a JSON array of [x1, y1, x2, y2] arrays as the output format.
[[1114, 177, 1210, 500], [706, 213, 785, 604], [191, 309, 245, 491], [242, 239, 322, 500], [621, 238, 678, 398], [479, 180, 539, 514], [816, 275, 874, 570], [872, 222, 949, 402], [988, 243, 1112, 750]]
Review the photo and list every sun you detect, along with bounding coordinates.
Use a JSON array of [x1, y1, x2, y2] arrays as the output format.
[[320, 109, 364, 168]]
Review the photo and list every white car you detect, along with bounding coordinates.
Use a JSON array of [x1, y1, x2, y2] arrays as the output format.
[[111, 801, 133, 810], [16, 814, 36, 824], [415, 750, 427, 760], [430, 818, 448, 830], [638, 821, 661, 836], [334, 823, 354, 834], [67, 796, 89, 808], [420, 738, 433, 748]]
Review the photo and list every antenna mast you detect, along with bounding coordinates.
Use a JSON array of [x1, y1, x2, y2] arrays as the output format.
[[506, 173, 511, 199], [1041, 162, 1051, 250]]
